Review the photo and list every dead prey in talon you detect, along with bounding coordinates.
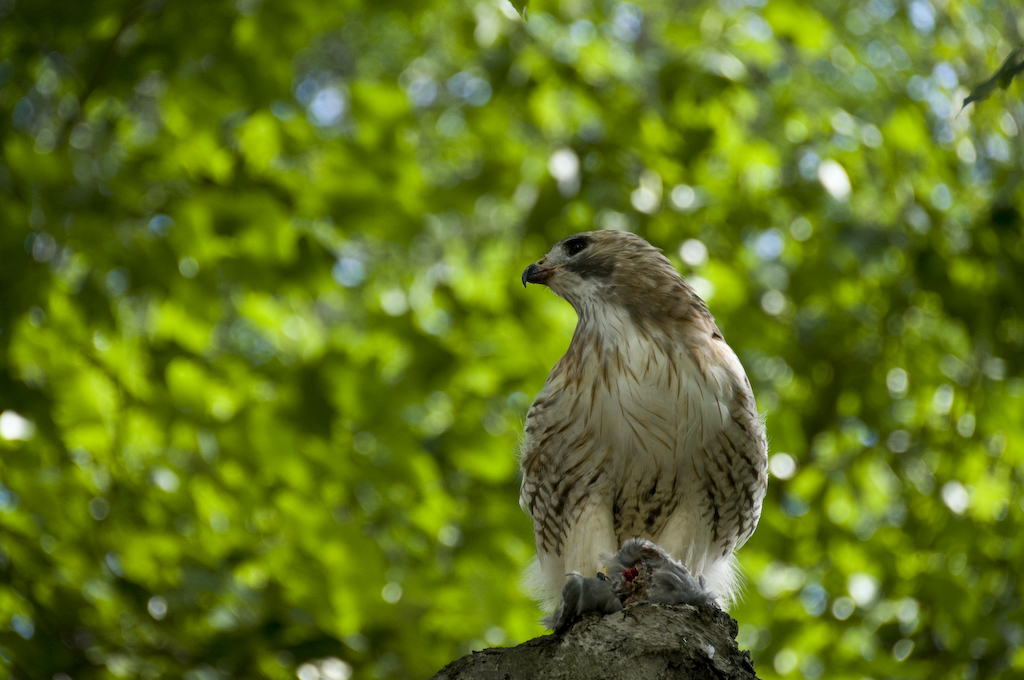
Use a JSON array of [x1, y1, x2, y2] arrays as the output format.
[[545, 539, 716, 632], [518, 231, 768, 630]]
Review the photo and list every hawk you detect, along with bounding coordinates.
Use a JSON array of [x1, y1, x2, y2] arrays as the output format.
[[520, 230, 768, 621]]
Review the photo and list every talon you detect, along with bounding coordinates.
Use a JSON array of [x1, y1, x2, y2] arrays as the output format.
[[543, 572, 623, 631]]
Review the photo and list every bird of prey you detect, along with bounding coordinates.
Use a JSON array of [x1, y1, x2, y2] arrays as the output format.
[[520, 230, 768, 625]]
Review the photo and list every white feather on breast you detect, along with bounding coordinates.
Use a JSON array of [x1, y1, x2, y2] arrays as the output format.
[[587, 305, 726, 519]]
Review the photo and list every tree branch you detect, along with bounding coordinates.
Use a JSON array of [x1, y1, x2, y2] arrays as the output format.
[[431, 603, 760, 680]]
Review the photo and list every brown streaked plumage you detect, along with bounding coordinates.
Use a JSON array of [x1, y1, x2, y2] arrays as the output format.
[[520, 230, 768, 610]]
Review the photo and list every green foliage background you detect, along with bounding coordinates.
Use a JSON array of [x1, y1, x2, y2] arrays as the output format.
[[1, 0, 1023, 678]]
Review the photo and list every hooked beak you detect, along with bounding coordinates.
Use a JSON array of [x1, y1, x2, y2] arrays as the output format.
[[522, 262, 553, 287]]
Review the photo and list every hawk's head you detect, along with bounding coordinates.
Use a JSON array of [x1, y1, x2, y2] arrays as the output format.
[[522, 230, 698, 322]]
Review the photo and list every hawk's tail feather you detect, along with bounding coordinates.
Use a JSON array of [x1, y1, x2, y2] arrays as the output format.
[[521, 555, 565, 612], [701, 552, 744, 611]]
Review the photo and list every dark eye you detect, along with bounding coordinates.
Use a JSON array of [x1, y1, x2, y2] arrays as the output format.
[[564, 237, 589, 256]]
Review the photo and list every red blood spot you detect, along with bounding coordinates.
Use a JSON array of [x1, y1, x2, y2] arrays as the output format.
[[623, 567, 639, 582]]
